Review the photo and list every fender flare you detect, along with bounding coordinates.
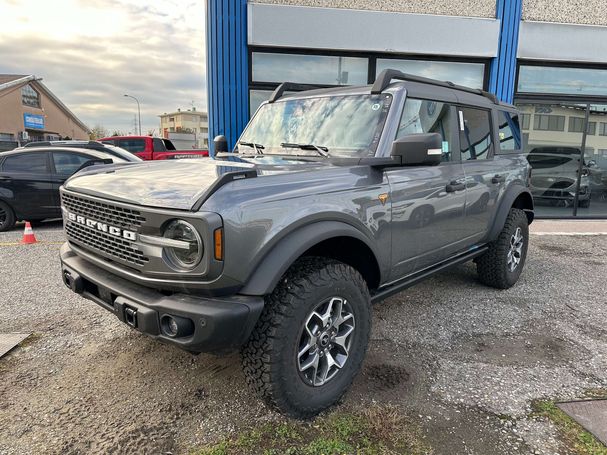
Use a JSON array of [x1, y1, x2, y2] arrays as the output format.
[[239, 221, 380, 296], [487, 184, 534, 241]]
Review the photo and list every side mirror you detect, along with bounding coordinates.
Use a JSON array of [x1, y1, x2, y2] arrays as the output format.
[[391, 133, 443, 166], [213, 135, 228, 154]]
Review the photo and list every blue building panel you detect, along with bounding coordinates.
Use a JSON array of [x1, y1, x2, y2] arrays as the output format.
[[206, 0, 249, 156], [489, 0, 522, 104]]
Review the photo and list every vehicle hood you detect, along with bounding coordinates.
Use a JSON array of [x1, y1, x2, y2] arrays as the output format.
[[63, 157, 335, 210]]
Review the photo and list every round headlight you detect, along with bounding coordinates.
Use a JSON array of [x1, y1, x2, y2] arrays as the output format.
[[163, 220, 203, 270]]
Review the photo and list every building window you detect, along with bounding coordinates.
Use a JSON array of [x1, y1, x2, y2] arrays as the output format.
[[599, 123, 607, 136], [569, 117, 596, 135], [169, 117, 175, 122], [521, 113, 531, 130], [376, 58, 485, 89], [518, 65, 607, 96], [252, 52, 368, 85], [249, 49, 489, 118], [533, 114, 565, 131], [21, 84, 40, 108]]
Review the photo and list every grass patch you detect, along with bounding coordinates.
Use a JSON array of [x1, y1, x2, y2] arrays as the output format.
[[191, 405, 432, 455], [531, 400, 607, 455]]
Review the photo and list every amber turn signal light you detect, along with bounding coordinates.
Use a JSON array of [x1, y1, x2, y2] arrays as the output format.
[[214, 228, 224, 261]]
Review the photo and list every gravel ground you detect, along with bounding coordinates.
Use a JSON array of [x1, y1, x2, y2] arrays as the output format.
[[1, 221, 606, 454]]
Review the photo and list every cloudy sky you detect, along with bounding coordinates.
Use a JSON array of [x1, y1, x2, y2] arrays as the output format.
[[0, 0, 206, 135]]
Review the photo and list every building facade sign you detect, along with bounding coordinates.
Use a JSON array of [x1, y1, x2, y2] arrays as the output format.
[[23, 113, 45, 130]]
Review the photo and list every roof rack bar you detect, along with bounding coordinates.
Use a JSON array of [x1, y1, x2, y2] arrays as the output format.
[[268, 82, 324, 103], [371, 69, 499, 104]]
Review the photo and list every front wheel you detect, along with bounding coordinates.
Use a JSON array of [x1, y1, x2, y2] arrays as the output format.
[[0, 201, 16, 232], [476, 208, 529, 289], [241, 258, 371, 418]]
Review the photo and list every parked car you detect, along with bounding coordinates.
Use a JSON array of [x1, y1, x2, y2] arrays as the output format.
[[22, 140, 143, 163], [99, 136, 208, 160], [60, 69, 533, 418], [527, 146, 591, 208], [0, 147, 131, 231]]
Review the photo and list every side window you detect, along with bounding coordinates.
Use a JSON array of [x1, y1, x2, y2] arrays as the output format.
[[117, 139, 146, 153], [52, 152, 93, 175], [396, 98, 455, 162], [498, 111, 521, 151], [153, 138, 166, 152], [2, 153, 48, 173], [459, 107, 493, 160]]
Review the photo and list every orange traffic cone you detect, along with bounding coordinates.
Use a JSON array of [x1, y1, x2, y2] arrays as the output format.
[[21, 221, 37, 244]]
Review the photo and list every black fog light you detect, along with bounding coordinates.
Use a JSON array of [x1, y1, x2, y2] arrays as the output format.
[[160, 314, 195, 338]]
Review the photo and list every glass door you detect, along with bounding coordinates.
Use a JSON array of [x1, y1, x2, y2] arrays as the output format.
[[516, 102, 587, 217], [582, 104, 607, 216]]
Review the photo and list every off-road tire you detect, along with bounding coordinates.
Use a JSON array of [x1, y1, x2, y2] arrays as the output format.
[[241, 257, 371, 418], [0, 201, 16, 232], [476, 208, 529, 289]]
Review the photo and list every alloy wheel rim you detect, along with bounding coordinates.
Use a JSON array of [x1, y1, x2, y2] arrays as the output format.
[[507, 227, 524, 272], [0, 207, 5, 227], [297, 297, 355, 387]]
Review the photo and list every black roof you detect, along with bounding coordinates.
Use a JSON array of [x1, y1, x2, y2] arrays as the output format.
[[267, 68, 516, 110]]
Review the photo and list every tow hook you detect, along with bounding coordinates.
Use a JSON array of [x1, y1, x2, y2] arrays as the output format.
[[62, 269, 83, 294], [124, 307, 138, 327]]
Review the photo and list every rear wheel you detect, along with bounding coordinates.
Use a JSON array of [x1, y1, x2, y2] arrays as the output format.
[[241, 257, 371, 418], [0, 201, 16, 232], [476, 208, 529, 289]]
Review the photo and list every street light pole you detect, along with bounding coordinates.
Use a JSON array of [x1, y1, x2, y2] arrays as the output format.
[[123, 94, 141, 135]]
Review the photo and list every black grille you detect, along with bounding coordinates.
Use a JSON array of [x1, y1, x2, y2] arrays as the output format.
[[62, 192, 149, 267], [61, 193, 146, 228], [66, 222, 148, 266]]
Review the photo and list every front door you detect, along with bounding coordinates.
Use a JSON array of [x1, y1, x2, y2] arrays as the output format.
[[386, 98, 468, 280]]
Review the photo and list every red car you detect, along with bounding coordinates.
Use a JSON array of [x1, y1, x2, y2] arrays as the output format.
[[99, 136, 208, 160]]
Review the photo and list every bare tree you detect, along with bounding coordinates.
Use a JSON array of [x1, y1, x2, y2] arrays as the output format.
[[89, 124, 109, 140]]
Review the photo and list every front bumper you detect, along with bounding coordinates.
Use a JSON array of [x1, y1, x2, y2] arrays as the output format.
[[60, 243, 264, 353]]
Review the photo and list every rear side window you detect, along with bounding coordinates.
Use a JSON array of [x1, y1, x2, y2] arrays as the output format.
[[153, 138, 166, 152], [52, 152, 93, 175], [459, 107, 493, 160], [2, 153, 48, 173], [396, 98, 455, 162], [116, 139, 146, 153], [498, 111, 521, 151]]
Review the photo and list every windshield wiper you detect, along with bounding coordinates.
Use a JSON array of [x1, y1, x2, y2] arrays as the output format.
[[238, 141, 265, 155], [280, 142, 330, 157]]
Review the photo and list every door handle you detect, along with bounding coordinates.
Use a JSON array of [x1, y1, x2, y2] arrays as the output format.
[[491, 174, 506, 184], [446, 181, 466, 192], [0, 176, 11, 182]]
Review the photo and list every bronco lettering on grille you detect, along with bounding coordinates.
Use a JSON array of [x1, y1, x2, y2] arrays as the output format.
[[67, 212, 137, 241]]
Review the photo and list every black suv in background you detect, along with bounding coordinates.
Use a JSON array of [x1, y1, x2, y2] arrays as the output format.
[[0, 147, 134, 231]]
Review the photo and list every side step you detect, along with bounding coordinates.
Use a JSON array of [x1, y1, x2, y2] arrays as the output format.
[[370, 246, 488, 304]]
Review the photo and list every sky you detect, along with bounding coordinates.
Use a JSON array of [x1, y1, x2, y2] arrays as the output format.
[[0, 0, 206, 135]]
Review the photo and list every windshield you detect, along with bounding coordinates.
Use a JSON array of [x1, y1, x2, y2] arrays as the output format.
[[239, 94, 392, 157]]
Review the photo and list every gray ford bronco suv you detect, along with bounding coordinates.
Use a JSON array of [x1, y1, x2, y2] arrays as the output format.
[[60, 70, 533, 417]]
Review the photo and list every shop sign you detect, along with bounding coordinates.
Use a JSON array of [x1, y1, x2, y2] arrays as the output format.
[[23, 113, 45, 130]]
